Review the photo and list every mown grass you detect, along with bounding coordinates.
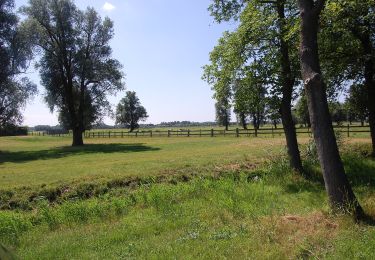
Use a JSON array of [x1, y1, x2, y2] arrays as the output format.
[[0, 136, 286, 189], [0, 136, 290, 210], [0, 136, 375, 259]]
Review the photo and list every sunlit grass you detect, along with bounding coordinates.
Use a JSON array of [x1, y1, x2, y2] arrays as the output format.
[[0, 136, 374, 259]]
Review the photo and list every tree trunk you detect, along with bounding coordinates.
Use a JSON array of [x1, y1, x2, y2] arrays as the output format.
[[350, 10, 375, 157], [72, 127, 83, 146], [240, 112, 247, 130], [298, 0, 363, 215], [276, 0, 304, 173], [281, 103, 303, 173]]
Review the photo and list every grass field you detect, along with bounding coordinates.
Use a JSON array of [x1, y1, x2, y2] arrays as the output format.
[[1, 135, 375, 259], [0, 136, 288, 189]]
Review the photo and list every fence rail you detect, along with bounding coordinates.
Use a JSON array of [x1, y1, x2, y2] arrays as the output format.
[[28, 124, 372, 138]]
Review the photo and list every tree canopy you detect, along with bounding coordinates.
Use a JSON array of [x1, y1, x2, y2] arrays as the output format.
[[0, 0, 36, 129], [21, 0, 125, 145], [115, 91, 148, 132]]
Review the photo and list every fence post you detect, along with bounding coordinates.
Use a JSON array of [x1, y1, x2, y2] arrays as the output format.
[[109, 132, 111, 138], [236, 128, 239, 137], [200, 129, 202, 137], [168, 130, 170, 137], [150, 130, 153, 137], [136, 131, 138, 137], [255, 127, 258, 137], [211, 129, 214, 137], [188, 129, 190, 137], [272, 127, 274, 138]]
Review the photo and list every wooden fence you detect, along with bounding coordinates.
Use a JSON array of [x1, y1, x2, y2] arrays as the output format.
[[28, 124, 371, 138]]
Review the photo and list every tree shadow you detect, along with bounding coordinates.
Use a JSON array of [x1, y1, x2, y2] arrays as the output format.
[[343, 154, 375, 188], [0, 143, 161, 164]]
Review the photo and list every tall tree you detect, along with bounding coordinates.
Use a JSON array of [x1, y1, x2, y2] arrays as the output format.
[[297, 0, 362, 215], [205, 0, 304, 172], [320, 0, 375, 156], [215, 100, 231, 130], [235, 111, 248, 129], [21, 0, 125, 146], [233, 71, 267, 130], [0, 0, 36, 129], [115, 91, 148, 132], [294, 91, 310, 127], [346, 84, 368, 126]]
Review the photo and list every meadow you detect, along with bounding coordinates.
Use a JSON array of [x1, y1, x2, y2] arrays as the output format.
[[1, 135, 375, 259]]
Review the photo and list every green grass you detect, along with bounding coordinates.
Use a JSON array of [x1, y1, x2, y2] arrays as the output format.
[[1, 135, 375, 259], [0, 136, 288, 189], [1, 155, 375, 259]]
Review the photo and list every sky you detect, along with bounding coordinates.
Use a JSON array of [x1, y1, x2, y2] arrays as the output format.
[[14, 0, 236, 126]]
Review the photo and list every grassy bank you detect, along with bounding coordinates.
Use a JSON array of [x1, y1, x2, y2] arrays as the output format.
[[1, 152, 375, 259], [1, 136, 374, 259]]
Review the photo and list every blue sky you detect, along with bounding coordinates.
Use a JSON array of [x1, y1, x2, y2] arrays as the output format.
[[15, 0, 236, 126]]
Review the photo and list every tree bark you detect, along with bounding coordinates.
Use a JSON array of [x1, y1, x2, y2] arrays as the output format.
[[298, 0, 363, 215], [281, 103, 303, 173], [72, 127, 84, 146], [276, 0, 304, 173]]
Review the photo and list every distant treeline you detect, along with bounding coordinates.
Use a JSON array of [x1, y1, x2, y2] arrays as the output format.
[[0, 125, 28, 136]]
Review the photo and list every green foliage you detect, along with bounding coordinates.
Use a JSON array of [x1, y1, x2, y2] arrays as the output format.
[[346, 84, 369, 124], [115, 91, 148, 132], [320, 0, 375, 89], [20, 0, 125, 132], [294, 91, 310, 127], [0, 0, 36, 128], [203, 0, 301, 132], [215, 100, 231, 129], [329, 101, 346, 126]]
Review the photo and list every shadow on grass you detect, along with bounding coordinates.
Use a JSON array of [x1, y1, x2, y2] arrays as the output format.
[[283, 154, 375, 194], [0, 143, 160, 164], [343, 154, 375, 187]]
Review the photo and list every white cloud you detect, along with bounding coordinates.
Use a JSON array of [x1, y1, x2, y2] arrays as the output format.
[[103, 2, 116, 12]]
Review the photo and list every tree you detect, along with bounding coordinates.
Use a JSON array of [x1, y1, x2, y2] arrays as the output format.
[[115, 91, 148, 132], [215, 100, 231, 130], [294, 91, 310, 127], [0, 0, 36, 129], [346, 84, 368, 126], [265, 96, 281, 129], [204, 0, 304, 172], [21, 0, 125, 146], [233, 71, 267, 130], [235, 111, 247, 129], [297, 0, 362, 216], [329, 101, 346, 126], [320, 0, 375, 156]]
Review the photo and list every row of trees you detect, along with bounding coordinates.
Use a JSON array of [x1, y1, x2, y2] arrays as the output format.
[[0, 0, 150, 141], [204, 0, 374, 216], [0, 0, 127, 145], [218, 85, 370, 129]]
